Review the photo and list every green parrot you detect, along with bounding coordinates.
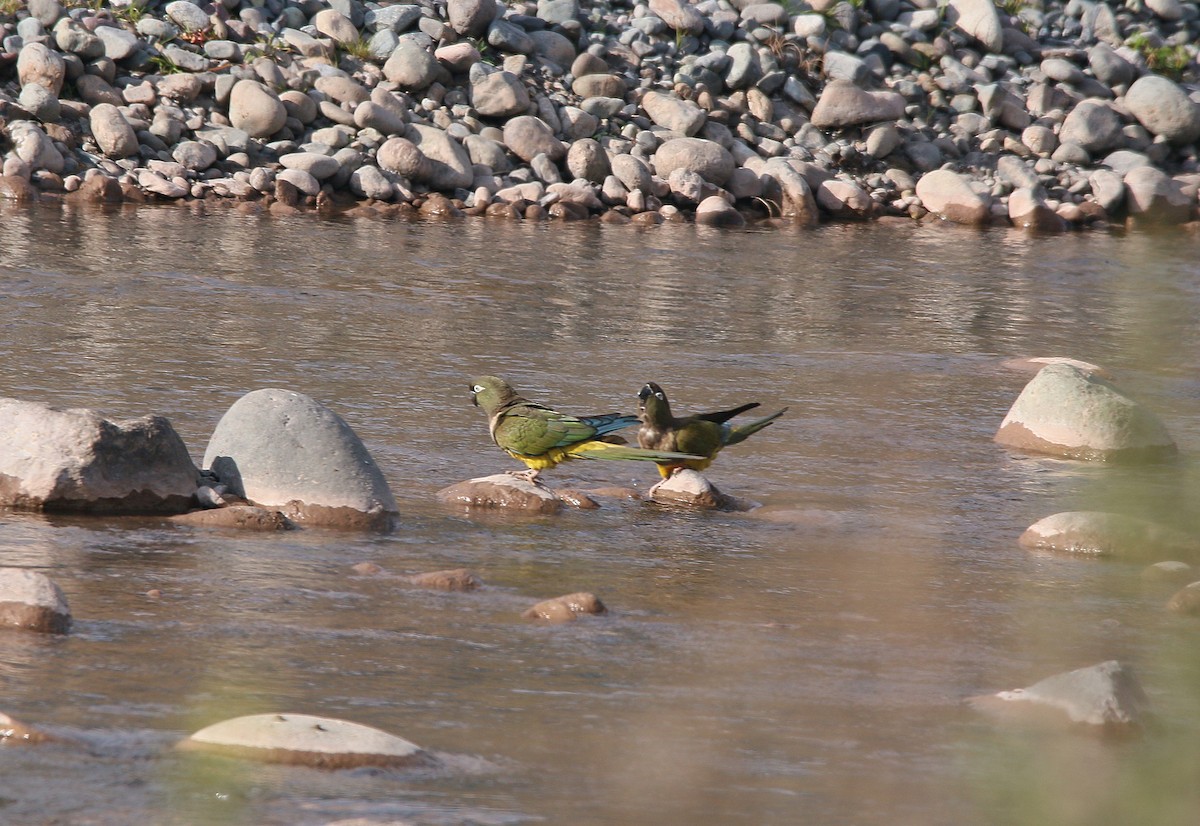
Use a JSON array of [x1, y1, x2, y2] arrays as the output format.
[[470, 376, 705, 483], [637, 382, 788, 480]]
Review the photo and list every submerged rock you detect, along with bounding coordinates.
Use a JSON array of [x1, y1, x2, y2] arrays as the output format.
[[0, 398, 199, 514], [169, 505, 294, 531], [1166, 581, 1200, 615], [0, 569, 71, 634], [179, 713, 433, 768], [436, 474, 563, 514], [522, 591, 607, 622], [969, 661, 1148, 730], [1019, 511, 1200, 561], [0, 711, 56, 745], [409, 568, 483, 591], [202, 389, 398, 530], [995, 364, 1176, 461]]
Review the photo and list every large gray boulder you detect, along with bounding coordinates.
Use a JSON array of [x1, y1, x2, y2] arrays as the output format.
[[202, 389, 398, 530], [1124, 75, 1200, 146], [0, 398, 199, 514], [969, 661, 1147, 729], [995, 364, 1176, 461]]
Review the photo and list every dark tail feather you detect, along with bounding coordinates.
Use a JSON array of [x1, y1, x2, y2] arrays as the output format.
[[724, 408, 788, 446], [698, 402, 761, 425]]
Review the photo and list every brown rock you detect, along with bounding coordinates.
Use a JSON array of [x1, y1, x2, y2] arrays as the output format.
[[0, 711, 56, 745], [0, 569, 71, 634], [409, 568, 482, 591], [169, 505, 294, 531], [522, 592, 607, 622], [553, 489, 601, 509], [1167, 581, 1200, 614], [351, 561, 384, 576], [436, 474, 563, 513], [650, 469, 753, 511]]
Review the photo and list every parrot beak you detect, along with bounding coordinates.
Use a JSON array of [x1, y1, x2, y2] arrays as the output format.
[[637, 384, 652, 401]]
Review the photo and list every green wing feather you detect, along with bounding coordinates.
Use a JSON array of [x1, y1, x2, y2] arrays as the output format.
[[495, 403, 635, 457]]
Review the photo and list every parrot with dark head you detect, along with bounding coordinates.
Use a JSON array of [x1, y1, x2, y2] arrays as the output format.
[[637, 382, 788, 479], [470, 376, 705, 484]]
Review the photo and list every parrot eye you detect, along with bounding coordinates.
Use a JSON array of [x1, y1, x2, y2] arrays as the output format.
[[655, 391, 665, 400], [471, 384, 484, 394]]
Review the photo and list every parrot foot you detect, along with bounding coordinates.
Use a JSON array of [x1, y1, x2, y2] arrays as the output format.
[[506, 468, 544, 486]]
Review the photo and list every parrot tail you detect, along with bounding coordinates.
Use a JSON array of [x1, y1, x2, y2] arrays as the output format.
[[724, 408, 788, 446], [569, 441, 706, 463]]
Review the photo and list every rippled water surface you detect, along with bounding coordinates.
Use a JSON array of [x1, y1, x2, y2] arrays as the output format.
[[2, 204, 1200, 825]]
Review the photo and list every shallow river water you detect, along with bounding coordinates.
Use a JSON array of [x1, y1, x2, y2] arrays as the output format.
[[1, 205, 1200, 825]]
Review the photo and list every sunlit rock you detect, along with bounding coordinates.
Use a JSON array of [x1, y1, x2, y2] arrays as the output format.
[[1166, 581, 1200, 615], [169, 505, 294, 531], [552, 489, 601, 509], [202, 389, 398, 530], [436, 474, 563, 514], [0, 398, 199, 514], [1001, 356, 1110, 378], [0, 711, 56, 745], [649, 469, 753, 511], [179, 713, 433, 768], [0, 569, 71, 634], [522, 591, 607, 622], [994, 364, 1176, 461], [1019, 511, 1200, 561], [409, 568, 482, 591], [969, 661, 1147, 730]]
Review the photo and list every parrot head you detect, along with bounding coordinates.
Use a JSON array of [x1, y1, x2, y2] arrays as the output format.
[[470, 376, 520, 414], [638, 382, 672, 423]]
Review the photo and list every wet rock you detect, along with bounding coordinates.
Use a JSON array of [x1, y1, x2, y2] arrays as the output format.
[[649, 469, 751, 510], [1001, 356, 1110, 378], [695, 195, 745, 227], [351, 561, 384, 576], [969, 661, 1147, 729], [817, 179, 875, 220], [169, 505, 294, 532], [179, 713, 432, 768], [522, 591, 607, 622], [810, 80, 906, 130], [1142, 560, 1192, 582], [436, 474, 563, 514], [552, 488, 601, 509], [0, 569, 71, 634], [0, 176, 36, 202], [0, 711, 56, 745], [1019, 511, 1200, 561], [202, 389, 398, 531], [1123, 167, 1193, 225], [1166, 581, 1200, 614], [409, 568, 483, 591], [915, 169, 991, 225], [1008, 187, 1068, 232], [994, 364, 1176, 461], [0, 398, 198, 514]]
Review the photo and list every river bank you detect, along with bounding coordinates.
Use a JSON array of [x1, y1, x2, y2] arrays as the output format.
[[3, 0, 1199, 229]]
